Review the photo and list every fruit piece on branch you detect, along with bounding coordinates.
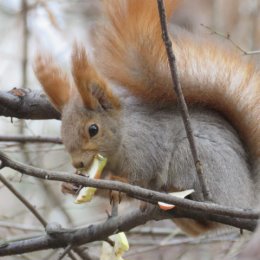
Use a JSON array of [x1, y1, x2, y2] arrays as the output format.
[[158, 189, 194, 210], [100, 232, 129, 260], [74, 154, 107, 204]]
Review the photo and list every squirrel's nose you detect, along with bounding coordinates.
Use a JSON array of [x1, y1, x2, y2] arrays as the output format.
[[72, 160, 84, 169]]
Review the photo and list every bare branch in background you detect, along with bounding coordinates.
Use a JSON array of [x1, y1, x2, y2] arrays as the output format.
[[0, 89, 60, 120], [0, 174, 47, 227], [201, 24, 260, 55]]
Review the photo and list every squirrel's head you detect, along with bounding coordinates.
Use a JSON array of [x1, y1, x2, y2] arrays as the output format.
[[34, 44, 121, 169]]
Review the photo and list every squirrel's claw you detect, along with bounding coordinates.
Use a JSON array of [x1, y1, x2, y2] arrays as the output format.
[[61, 182, 81, 195], [109, 190, 121, 205]]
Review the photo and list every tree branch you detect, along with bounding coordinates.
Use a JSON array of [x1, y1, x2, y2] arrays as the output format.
[[0, 150, 257, 256], [0, 150, 258, 222], [58, 244, 73, 260], [0, 204, 257, 256], [0, 207, 160, 256], [157, 0, 211, 201], [0, 157, 85, 259], [0, 174, 47, 227], [0, 89, 60, 120]]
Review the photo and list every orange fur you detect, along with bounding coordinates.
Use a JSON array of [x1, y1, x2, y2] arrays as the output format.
[[93, 0, 260, 160], [71, 44, 120, 110], [93, 0, 176, 104], [34, 54, 70, 111]]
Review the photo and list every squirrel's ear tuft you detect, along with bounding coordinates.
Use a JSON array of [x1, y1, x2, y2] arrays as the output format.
[[71, 43, 120, 111], [34, 54, 70, 112]]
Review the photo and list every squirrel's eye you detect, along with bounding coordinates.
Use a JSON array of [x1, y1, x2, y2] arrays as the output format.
[[88, 124, 99, 137]]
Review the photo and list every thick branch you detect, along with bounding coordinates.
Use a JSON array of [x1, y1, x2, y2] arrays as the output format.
[[0, 89, 60, 120], [0, 206, 256, 256], [0, 207, 159, 256], [157, 0, 211, 201], [0, 150, 258, 222]]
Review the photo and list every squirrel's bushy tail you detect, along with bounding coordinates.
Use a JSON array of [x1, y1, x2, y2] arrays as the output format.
[[93, 0, 177, 103], [93, 0, 260, 162]]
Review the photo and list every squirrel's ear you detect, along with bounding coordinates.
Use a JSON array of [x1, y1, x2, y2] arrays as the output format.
[[34, 54, 70, 112], [71, 44, 120, 110]]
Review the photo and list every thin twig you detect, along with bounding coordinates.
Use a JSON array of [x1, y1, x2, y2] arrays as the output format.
[[58, 244, 73, 260], [19, 0, 30, 162], [21, 0, 29, 89], [0, 135, 62, 144], [0, 161, 77, 259], [0, 221, 43, 232], [129, 227, 174, 236], [126, 231, 239, 257], [1, 234, 43, 244], [201, 24, 260, 55], [156, 0, 211, 201], [67, 251, 78, 260], [73, 247, 97, 260], [0, 174, 47, 227], [110, 191, 120, 218]]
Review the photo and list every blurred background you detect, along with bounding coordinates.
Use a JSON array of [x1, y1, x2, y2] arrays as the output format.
[[0, 0, 259, 259]]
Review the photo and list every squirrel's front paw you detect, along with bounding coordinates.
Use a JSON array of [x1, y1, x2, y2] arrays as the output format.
[[61, 182, 81, 195], [109, 190, 122, 205]]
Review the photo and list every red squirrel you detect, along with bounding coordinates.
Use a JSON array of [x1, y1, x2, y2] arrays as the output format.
[[34, 0, 260, 235]]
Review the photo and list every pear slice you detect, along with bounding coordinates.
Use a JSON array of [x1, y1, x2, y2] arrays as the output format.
[[100, 232, 129, 260], [113, 232, 129, 257], [74, 154, 107, 204]]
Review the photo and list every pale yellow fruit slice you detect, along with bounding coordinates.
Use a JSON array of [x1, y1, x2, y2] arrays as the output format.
[[158, 189, 194, 210], [74, 154, 107, 204], [113, 232, 129, 257], [100, 232, 129, 260]]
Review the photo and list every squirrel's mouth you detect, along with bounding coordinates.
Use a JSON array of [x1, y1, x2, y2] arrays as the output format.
[[61, 154, 107, 196], [63, 158, 95, 196], [74, 156, 94, 176], [74, 154, 106, 177], [72, 155, 97, 193]]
